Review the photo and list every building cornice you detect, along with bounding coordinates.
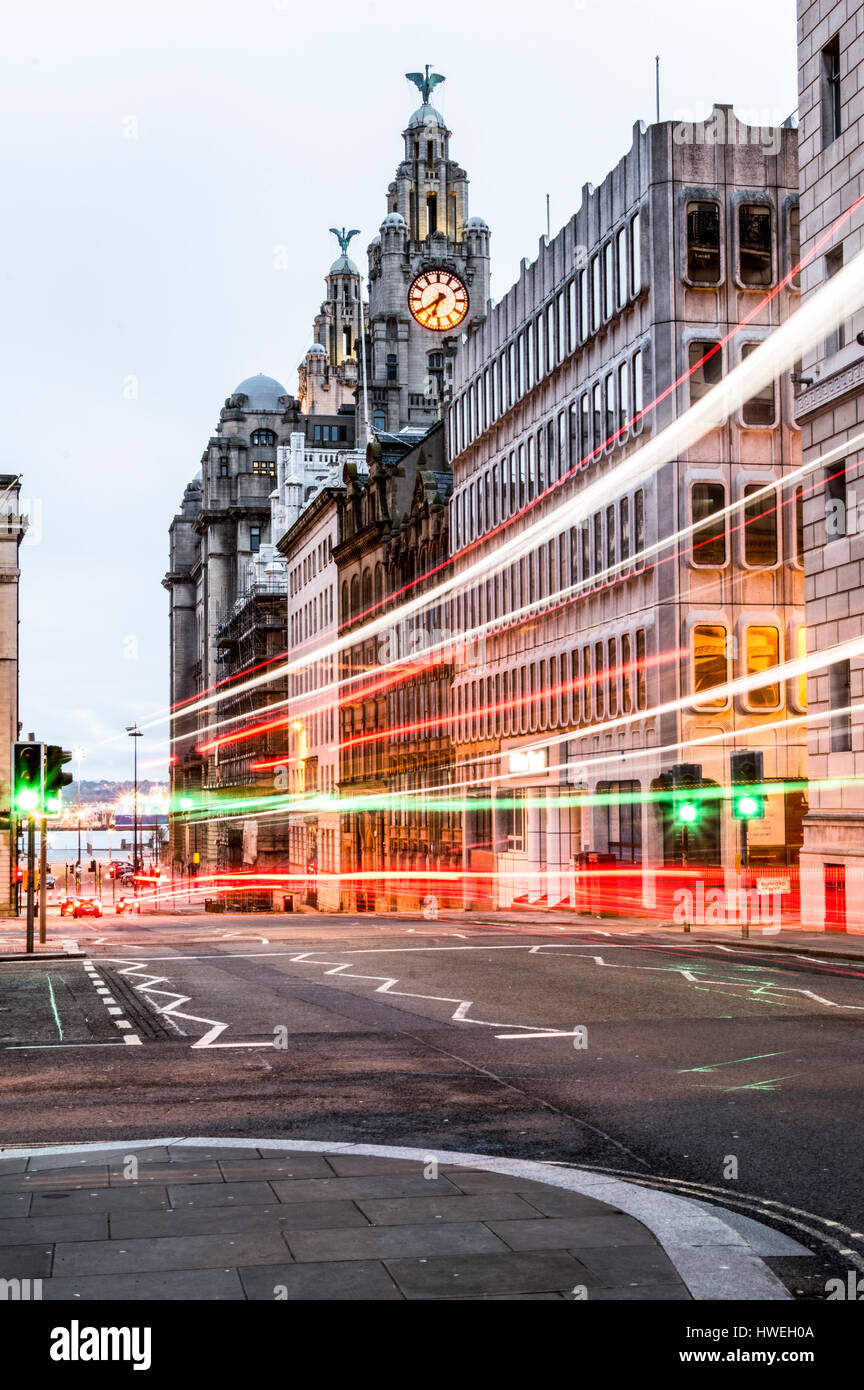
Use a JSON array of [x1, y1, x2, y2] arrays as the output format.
[[794, 355, 864, 421]]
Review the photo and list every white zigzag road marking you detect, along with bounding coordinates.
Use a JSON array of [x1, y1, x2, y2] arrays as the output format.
[[105, 958, 272, 1049]]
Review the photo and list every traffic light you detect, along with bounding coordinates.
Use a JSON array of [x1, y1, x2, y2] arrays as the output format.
[[669, 762, 703, 826], [730, 749, 765, 820], [44, 745, 74, 814], [12, 742, 44, 815]]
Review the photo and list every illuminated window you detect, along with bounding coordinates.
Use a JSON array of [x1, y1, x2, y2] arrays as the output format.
[[693, 624, 728, 708], [687, 201, 721, 284], [796, 627, 808, 711], [692, 482, 726, 567], [741, 343, 776, 425], [746, 626, 781, 708], [689, 341, 722, 404], [739, 205, 772, 287], [252, 459, 277, 476], [744, 484, 778, 566]]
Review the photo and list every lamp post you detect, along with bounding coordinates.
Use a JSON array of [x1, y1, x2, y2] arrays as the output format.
[[126, 724, 143, 885], [73, 746, 85, 883]]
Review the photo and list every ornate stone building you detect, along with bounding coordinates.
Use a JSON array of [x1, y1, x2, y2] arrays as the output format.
[[366, 69, 491, 433]]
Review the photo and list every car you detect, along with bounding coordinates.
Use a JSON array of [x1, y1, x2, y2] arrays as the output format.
[[72, 898, 103, 919], [59, 896, 77, 917], [115, 896, 141, 915], [45, 873, 55, 890]]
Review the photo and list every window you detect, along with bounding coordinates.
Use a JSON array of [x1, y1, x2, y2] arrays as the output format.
[[605, 372, 615, 440], [578, 268, 588, 340], [830, 660, 851, 751], [567, 278, 576, 353], [687, 201, 721, 284], [789, 204, 801, 290], [373, 409, 386, 431], [620, 496, 630, 563], [691, 482, 726, 566], [795, 485, 805, 563], [386, 353, 397, 382], [593, 512, 603, 575], [250, 526, 261, 553], [558, 410, 568, 479], [219, 459, 228, 477], [630, 211, 641, 295], [501, 788, 526, 851], [252, 459, 277, 476], [604, 240, 614, 319], [536, 314, 545, 380], [606, 504, 616, 569], [693, 624, 728, 708], [633, 348, 643, 419], [825, 458, 847, 538], [795, 626, 808, 712], [583, 647, 592, 719], [251, 429, 276, 447], [597, 780, 642, 862], [592, 382, 602, 452], [617, 226, 628, 307], [636, 630, 647, 710], [634, 489, 645, 567], [689, 341, 722, 404], [746, 626, 781, 708], [621, 633, 632, 713], [591, 256, 601, 331], [744, 484, 778, 566], [607, 637, 618, 716], [741, 343, 776, 425], [825, 246, 845, 354], [580, 393, 590, 463], [739, 205, 772, 287], [617, 359, 629, 431], [595, 643, 605, 718], [822, 36, 842, 147]]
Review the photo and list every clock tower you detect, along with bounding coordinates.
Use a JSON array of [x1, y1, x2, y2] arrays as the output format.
[[366, 68, 491, 432]]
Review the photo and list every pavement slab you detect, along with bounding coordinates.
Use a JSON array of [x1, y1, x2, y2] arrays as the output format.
[[0, 1140, 803, 1300]]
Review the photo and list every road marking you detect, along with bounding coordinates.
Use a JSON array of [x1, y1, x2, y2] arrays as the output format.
[[107, 1007, 122, 1016], [46, 976, 63, 1041], [123, 1034, 142, 1046]]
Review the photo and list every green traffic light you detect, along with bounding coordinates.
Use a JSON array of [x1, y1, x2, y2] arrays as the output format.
[[733, 792, 763, 820], [675, 799, 701, 825], [16, 788, 40, 812]]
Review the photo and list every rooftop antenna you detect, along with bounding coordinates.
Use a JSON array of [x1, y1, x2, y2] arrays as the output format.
[[655, 54, 660, 123], [546, 193, 550, 240]]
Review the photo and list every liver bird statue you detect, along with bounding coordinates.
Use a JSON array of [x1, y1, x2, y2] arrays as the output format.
[[405, 66, 445, 105], [329, 227, 361, 255]]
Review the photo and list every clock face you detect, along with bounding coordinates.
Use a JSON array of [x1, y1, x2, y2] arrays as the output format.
[[408, 269, 469, 331]]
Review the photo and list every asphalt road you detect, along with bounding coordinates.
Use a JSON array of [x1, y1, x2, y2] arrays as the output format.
[[2, 911, 863, 1297]]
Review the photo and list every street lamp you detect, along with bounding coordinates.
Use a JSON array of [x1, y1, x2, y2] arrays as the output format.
[[73, 746, 85, 880], [126, 724, 143, 880]]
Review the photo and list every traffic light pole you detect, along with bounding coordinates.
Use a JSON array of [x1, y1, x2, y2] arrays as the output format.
[[25, 816, 35, 954], [740, 820, 749, 940], [38, 817, 47, 944]]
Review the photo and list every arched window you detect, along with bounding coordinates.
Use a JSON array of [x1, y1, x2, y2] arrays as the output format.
[[361, 569, 373, 612], [341, 582, 349, 622], [374, 565, 384, 606], [251, 429, 276, 447], [350, 576, 360, 618]]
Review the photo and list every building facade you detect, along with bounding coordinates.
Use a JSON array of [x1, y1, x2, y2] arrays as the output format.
[[448, 108, 805, 916], [796, 0, 864, 931]]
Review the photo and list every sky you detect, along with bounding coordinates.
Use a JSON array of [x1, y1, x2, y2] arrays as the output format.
[[0, 0, 797, 779]]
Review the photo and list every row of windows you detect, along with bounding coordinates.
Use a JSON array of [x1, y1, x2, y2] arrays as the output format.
[[693, 622, 805, 713], [289, 537, 334, 597], [450, 213, 642, 455], [452, 364, 644, 548], [290, 586, 335, 646], [684, 199, 797, 289], [689, 337, 783, 426], [690, 480, 803, 569], [312, 423, 350, 443], [454, 492, 646, 640], [452, 630, 649, 741]]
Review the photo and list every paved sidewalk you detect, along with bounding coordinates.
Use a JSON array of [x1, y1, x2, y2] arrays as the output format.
[[0, 1143, 698, 1301]]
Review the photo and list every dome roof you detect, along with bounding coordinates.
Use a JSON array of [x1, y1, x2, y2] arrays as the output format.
[[465, 216, 489, 231], [407, 103, 446, 129], [329, 254, 359, 275], [381, 211, 407, 229], [232, 373, 287, 410], [307, 343, 327, 355]]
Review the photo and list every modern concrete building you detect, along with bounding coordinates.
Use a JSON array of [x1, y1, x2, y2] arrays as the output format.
[[796, 0, 864, 931], [447, 107, 805, 916]]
